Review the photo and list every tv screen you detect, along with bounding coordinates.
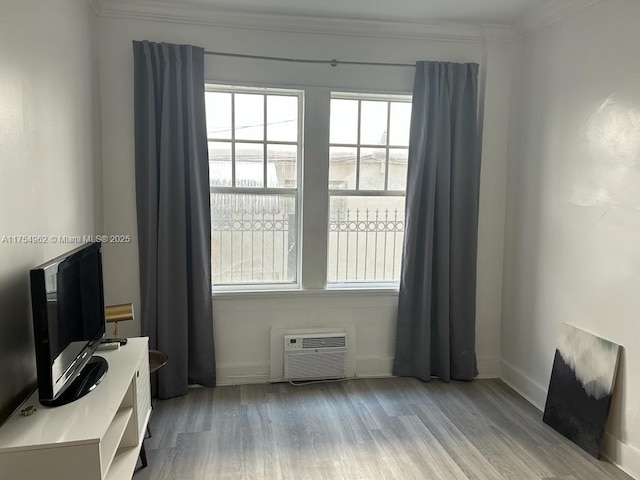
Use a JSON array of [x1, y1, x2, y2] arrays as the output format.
[[30, 242, 107, 406]]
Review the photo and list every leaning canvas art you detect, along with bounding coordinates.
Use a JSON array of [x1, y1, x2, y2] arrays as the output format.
[[543, 324, 621, 458]]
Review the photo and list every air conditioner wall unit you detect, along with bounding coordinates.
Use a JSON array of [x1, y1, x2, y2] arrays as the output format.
[[283, 332, 347, 381]]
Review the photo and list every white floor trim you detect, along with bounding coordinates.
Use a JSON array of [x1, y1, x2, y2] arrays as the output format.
[[355, 356, 393, 377], [500, 359, 546, 410], [602, 432, 640, 480], [217, 363, 270, 386]]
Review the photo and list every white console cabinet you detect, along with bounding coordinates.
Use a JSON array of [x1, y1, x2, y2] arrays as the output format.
[[0, 337, 151, 480]]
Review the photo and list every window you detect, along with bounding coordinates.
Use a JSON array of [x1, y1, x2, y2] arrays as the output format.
[[206, 86, 302, 286], [206, 86, 411, 290], [328, 93, 411, 284]]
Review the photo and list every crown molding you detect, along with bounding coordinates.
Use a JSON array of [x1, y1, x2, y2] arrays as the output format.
[[92, 0, 493, 43], [515, 0, 601, 35], [90, 0, 601, 43], [92, 0, 599, 43]]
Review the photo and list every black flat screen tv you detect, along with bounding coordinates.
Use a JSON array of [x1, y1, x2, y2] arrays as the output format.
[[30, 242, 108, 407]]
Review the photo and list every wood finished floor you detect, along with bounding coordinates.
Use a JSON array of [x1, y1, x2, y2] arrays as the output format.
[[134, 378, 631, 480]]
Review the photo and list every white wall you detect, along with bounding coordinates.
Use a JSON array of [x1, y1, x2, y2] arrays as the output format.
[[502, 1, 640, 475], [477, 38, 513, 377], [0, 0, 101, 421], [97, 14, 510, 382]]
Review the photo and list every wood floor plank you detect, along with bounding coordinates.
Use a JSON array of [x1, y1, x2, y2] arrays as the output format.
[[397, 414, 470, 480], [240, 403, 282, 479], [413, 400, 508, 480], [135, 378, 632, 480], [426, 381, 555, 480]]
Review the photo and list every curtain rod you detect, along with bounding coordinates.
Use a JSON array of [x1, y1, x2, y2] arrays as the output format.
[[204, 50, 415, 68]]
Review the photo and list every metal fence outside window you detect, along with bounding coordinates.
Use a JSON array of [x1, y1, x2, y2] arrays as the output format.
[[212, 211, 296, 284], [211, 207, 404, 285], [328, 208, 404, 283]]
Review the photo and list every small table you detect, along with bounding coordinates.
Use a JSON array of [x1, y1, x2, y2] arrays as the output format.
[[149, 350, 168, 374]]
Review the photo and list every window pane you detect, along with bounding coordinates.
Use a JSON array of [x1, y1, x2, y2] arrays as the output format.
[[205, 92, 231, 139], [211, 194, 297, 284], [329, 147, 357, 190], [267, 144, 297, 188], [360, 101, 388, 145], [267, 95, 298, 142], [359, 148, 386, 190], [235, 93, 264, 140], [208, 142, 232, 187], [388, 148, 408, 190], [235, 143, 264, 187], [330, 99, 358, 144], [389, 102, 411, 146], [327, 196, 405, 283]]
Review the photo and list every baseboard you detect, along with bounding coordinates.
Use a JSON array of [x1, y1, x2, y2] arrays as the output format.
[[501, 360, 639, 479], [476, 356, 501, 378], [500, 360, 547, 410], [355, 356, 394, 377], [218, 355, 394, 385], [354, 373, 394, 380], [602, 433, 640, 480], [216, 363, 270, 386], [218, 356, 501, 384]]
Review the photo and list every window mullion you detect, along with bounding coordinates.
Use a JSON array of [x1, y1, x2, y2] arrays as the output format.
[[356, 100, 362, 190], [300, 87, 330, 290], [263, 94, 268, 187], [231, 93, 236, 187], [385, 101, 391, 190]]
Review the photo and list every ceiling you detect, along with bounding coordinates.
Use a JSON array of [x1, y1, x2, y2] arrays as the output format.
[[98, 0, 559, 25]]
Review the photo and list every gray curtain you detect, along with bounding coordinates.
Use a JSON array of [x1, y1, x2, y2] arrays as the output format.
[[393, 61, 480, 382], [133, 41, 216, 398]]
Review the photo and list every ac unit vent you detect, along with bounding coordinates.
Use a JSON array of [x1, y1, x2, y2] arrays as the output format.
[[283, 333, 347, 381], [302, 336, 346, 349]]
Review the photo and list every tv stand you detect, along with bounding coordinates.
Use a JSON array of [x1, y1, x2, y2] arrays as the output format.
[[41, 355, 109, 407], [0, 338, 150, 480]]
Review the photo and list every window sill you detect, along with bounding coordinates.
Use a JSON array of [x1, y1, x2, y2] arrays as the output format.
[[212, 286, 399, 300]]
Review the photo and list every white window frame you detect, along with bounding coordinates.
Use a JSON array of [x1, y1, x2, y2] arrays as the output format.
[[206, 84, 410, 293], [327, 91, 412, 289], [206, 84, 304, 292]]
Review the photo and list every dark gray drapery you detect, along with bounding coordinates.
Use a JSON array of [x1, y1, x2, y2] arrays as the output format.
[[393, 61, 480, 382], [133, 41, 216, 398]]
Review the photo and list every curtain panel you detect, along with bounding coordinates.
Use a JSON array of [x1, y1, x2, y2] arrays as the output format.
[[393, 61, 481, 382], [133, 40, 216, 398]]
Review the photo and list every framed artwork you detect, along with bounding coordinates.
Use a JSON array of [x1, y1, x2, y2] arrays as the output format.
[[543, 323, 621, 458]]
